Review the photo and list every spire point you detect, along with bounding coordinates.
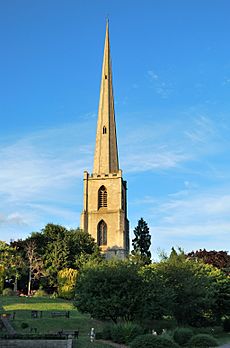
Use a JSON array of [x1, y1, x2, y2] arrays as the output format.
[[93, 22, 119, 174]]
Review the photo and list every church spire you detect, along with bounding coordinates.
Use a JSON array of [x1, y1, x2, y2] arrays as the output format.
[[93, 21, 119, 174]]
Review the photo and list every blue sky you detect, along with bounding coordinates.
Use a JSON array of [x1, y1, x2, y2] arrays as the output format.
[[0, 0, 230, 258]]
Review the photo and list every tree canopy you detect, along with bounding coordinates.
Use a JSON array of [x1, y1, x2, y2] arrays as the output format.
[[7, 223, 101, 293], [131, 218, 151, 264]]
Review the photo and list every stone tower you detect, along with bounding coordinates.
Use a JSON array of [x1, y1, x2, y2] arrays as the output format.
[[80, 22, 129, 258]]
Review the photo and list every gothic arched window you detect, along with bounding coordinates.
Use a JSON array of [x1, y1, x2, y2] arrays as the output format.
[[98, 185, 107, 209], [97, 220, 107, 246], [103, 126, 107, 134]]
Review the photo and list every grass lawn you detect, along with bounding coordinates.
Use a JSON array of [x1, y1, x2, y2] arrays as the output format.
[[0, 296, 111, 347], [1, 296, 230, 347]]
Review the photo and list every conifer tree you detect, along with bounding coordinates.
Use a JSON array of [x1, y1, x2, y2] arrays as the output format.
[[132, 218, 151, 263]]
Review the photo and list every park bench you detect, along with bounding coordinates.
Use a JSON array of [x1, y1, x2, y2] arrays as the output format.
[[31, 310, 43, 318], [51, 311, 70, 318]]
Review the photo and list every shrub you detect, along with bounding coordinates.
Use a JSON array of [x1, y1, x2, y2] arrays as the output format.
[[130, 334, 180, 348], [110, 322, 144, 344], [58, 268, 78, 300], [33, 289, 48, 297], [173, 327, 194, 346], [150, 319, 177, 334], [21, 322, 29, 329], [188, 334, 218, 347], [2, 288, 16, 296], [95, 332, 103, 339], [102, 324, 113, 340], [223, 318, 230, 332]]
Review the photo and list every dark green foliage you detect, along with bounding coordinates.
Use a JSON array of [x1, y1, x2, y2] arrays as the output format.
[[2, 288, 16, 296], [223, 317, 230, 332], [130, 334, 180, 348], [149, 319, 177, 335], [193, 325, 221, 336], [9, 224, 101, 292], [188, 334, 218, 347], [110, 322, 144, 344], [173, 327, 194, 346], [101, 324, 113, 340], [139, 265, 175, 320], [21, 322, 29, 329], [75, 260, 143, 322], [132, 218, 151, 263], [210, 271, 230, 323], [155, 248, 216, 325], [95, 332, 103, 339]]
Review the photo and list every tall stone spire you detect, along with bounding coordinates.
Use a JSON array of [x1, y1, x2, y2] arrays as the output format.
[[81, 21, 129, 258], [93, 21, 119, 174]]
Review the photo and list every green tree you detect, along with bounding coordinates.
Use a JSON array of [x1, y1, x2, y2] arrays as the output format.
[[198, 262, 230, 323], [132, 218, 151, 264], [156, 248, 214, 325], [75, 260, 142, 322], [66, 228, 101, 269], [139, 263, 175, 320], [0, 241, 25, 292], [57, 268, 78, 299], [13, 224, 101, 291]]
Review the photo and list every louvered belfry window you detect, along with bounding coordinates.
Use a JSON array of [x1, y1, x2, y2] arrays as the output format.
[[97, 220, 107, 246], [98, 186, 107, 209]]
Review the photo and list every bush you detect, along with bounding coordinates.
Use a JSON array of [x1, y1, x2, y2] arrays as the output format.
[[21, 322, 29, 329], [58, 268, 78, 300], [130, 334, 180, 348], [188, 334, 218, 347], [223, 318, 230, 332], [110, 322, 144, 344], [95, 332, 103, 339], [102, 324, 113, 340], [173, 327, 194, 346], [2, 288, 16, 296], [33, 289, 48, 297], [150, 319, 177, 334]]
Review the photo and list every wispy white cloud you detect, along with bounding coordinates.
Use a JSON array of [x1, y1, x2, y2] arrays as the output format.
[[0, 212, 27, 226], [184, 115, 216, 143], [0, 123, 93, 203], [147, 70, 173, 98], [222, 77, 230, 86], [0, 121, 94, 238], [123, 149, 188, 173], [146, 187, 230, 256], [0, 110, 229, 247]]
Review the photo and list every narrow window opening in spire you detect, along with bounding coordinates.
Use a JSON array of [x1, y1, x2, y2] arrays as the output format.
[[105, 75, 107, 79], [97, 220, 107, 246], [103, 126, 107, 134], [98, 186, 107, 209]]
